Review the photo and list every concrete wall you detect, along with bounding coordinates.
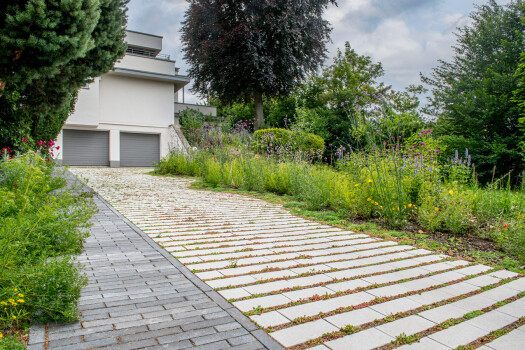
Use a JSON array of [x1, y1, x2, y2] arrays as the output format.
[[174, 103, 217, 118], [125, 30, 162, 52], [67, 78, 100, 127], [118, 54, 175, 75], [99, 75, 174, 127]]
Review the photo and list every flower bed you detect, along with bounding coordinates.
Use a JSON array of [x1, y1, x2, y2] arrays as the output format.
[[0, 152, 95, 345], [156, 131, 525, 264]]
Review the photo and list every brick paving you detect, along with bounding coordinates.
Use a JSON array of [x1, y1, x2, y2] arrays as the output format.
[[39, 167, 525, 350], [27, 183, 281, 349]]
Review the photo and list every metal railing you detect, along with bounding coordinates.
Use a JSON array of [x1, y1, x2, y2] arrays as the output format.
[[126, 47, 171, 61]]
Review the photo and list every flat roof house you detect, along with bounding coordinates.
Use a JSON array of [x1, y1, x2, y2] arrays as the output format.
[[55, 30, 202, 167]]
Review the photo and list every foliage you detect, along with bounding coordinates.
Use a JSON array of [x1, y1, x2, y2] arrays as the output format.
[[254, 128, 325, 161], [156, 129, 525, 263], [0, 153, 95, 338], [423, 0, 525, 184], [181, 0, 335, 129], [293, 43, 426, 154], [0, 0, 129, 150], [179, 108, 205, 131]]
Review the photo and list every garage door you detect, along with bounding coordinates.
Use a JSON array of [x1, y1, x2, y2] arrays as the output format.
[[120, 133, 160, 167], [63, 130, 109, 166]]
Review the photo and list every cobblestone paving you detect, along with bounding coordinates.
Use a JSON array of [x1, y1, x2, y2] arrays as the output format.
[[67, 168, 525, 350], [27, 180, 280, 349]]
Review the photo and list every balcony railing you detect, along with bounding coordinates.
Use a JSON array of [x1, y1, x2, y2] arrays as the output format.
[[126, 47, 171, 61]]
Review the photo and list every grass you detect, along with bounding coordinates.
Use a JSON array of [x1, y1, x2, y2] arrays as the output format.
[[186, 179, 524, 274]]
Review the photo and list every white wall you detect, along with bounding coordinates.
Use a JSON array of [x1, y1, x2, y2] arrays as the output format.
[[125, 31, 162, 52], [66, 78, 100, 126], [117, 54, 175, 75], [99, 75, 174, 127]]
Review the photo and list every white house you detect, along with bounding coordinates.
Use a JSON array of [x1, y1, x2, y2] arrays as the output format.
[[55, 30, 213, 167]]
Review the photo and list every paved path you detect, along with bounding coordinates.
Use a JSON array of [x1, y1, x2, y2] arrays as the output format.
[[27, 184, 280, 349], [66, 168, 524, 350]]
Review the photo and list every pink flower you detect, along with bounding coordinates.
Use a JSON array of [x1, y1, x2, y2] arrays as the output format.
[[56, 146, 60, 150], [37, 140, 43, 146]]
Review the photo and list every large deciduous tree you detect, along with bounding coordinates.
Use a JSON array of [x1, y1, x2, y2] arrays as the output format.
[[0, 0, 128, 148], [181, 0, 336, 130], [422, 0, 525, 184]]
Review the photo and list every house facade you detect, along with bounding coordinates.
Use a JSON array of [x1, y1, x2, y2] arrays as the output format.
[[55, 30, 207, 167]]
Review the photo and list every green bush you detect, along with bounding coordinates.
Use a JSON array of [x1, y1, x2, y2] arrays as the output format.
[[254, 128, 325, 161], [0, 153, 94, 338], [179, 108, 205, 131]]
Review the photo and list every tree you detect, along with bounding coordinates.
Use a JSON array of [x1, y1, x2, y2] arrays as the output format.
[[513, 4, 525, 153], [0, 0, 128, 147], [181, 0, 336, 130], [423, 0, 525, 184]]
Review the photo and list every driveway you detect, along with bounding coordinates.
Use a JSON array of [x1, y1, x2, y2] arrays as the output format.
[[71, 167, 525, 350]]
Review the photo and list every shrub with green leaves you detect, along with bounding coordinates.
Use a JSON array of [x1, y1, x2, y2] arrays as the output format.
[[0, 153, 94, 340], [254, 127, 325, 161]]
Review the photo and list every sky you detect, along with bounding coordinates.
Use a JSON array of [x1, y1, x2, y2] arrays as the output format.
[[126, 0, 513, 105]]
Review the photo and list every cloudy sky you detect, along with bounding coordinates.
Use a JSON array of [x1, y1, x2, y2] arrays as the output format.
[[127, 0, 513, 104]]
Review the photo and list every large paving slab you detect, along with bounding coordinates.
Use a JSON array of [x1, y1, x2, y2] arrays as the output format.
[[27, 178, 281, 349], [63, 168, 525, 350]]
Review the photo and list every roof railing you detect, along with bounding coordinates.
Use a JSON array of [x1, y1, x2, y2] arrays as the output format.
[[126, 47, 171, 61]]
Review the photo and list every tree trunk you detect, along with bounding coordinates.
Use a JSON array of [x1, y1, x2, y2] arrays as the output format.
[[253, 91, 264, 130]]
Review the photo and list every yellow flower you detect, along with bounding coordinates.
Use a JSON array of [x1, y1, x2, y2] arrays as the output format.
[[12, 303, 17, 306], [17, 299, 24, 303], [367, 198, 371, 201], [17, 294, 23, 298], [12, 315, 16, 319], [0, 332, 3, 338], [408, 203, 413, 208], [435, 207, 440, 211], [368, 179, 373, 183], [375, 202, 379, 206], [8, 299, 14, 304], [0, 302, 7, 306], [13, 288, 17, 292], [354, 184, 359, 187], [449, 190, 454, 195]]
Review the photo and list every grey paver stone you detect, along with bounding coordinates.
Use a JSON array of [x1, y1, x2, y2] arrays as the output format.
[[376, 315, 436, 337], [271, 319, 338, 347], [324, 327, 394, 350], [428, 321, 489, 348], [484, 326, 525, 349]]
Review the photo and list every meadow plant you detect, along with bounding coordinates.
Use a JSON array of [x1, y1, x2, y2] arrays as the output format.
[[0, 152, 94, 340], [157, 128, 525, 262]]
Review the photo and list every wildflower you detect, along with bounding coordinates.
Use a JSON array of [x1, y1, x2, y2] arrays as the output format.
[[435, 207, 439, 211], [17, 299, 24, 303], [8, 299, 14, 304], [13, 289, 17, 292], [0, 302, 6, 306], [368, 179, 373, 183], [212, 156, 215, 159], [12, 315, 16, 319], [503, 223, 508, 228], [367, 198, 371, 201], [354, 184, 359, 187], [449, 190, 454, 195], [18, 294, 23, 298], [408, 204, 413, 208], [255, 154, 260, 158], [375, 202, 379, 206], [0, 332, 3, 339]]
